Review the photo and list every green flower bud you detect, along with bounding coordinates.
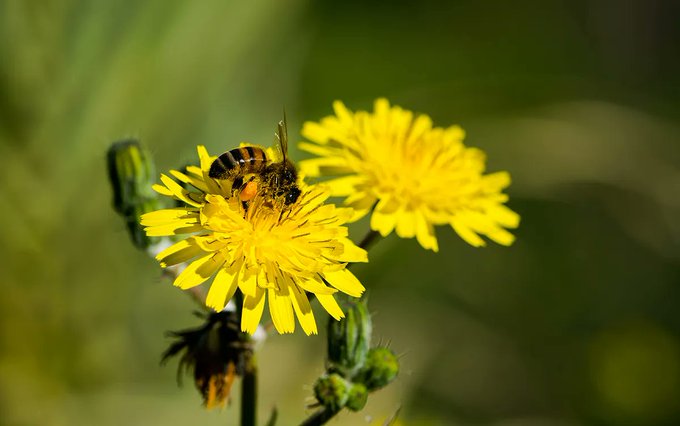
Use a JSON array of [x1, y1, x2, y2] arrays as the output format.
[[356, 347, 399, 391], [327, 299, 372, 375], [313, 373, 349, 411], [107, 139, 160, 249], [346, 382, 368, 412]]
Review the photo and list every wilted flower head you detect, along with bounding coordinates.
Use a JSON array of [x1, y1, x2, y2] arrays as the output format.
[[141, 146, 367, 335], [161, 311, 250, 409], [299, 98, 520, 251]]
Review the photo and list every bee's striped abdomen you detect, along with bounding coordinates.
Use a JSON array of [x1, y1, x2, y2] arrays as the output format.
[[209, 146, 267, 179]]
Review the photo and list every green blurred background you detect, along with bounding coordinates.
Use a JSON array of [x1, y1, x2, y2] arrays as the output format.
[[2, 0, 679, 424]]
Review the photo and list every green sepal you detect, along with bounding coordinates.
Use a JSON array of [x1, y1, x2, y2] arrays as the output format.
[[327, 298, 372, 376], [107, 139, 160, 249], [355, 347, 399, 391], [346, 382, 368, 412], [313, 373, 349, 411]]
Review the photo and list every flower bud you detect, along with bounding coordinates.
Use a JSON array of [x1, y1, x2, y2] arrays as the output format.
[[356, 347, 399, 391], [313, 373, 349, 411], [346, 382, 368, 412], [107, 139, 160, 249], [327, 299, 372, 375]]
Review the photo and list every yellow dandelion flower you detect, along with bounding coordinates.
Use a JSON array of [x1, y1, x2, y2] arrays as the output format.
[[141, 146, 367, 335], [299, 98, 520, 252]]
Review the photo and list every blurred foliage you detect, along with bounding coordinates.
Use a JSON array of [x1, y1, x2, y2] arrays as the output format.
[[1, 0, 679, 425]]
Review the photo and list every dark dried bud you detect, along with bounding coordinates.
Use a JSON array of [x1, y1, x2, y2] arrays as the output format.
[[161, 311, 253, 409]]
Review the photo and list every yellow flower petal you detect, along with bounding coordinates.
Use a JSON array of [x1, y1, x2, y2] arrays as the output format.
[[406, 114, 433, 146], [174, 252, 225, 290], [299, 142, 336, 157], [482, 171, 511, 191], [160, 174, 202, 208], [333, 100, 354, 127], [323, 269, 365, 297], [323, 175, 364, 197], [268, 287, 295, 334], [415, 213, 439, 252], [197, 145, 214, 171], [371, 209, 398, 237], [152, 183, 173, 196], [241, 287, 266, 334], [301, 121, 331, 143], [288, 283, 317, 335], [337, 238, 368, 263], [487, 226, 516, 246], [140, 208, 199, 226], [185, 165, 203, 177], [395, 210, 417, 239], [205, 266, 239, 311], [193, 235, 227, 252], [488, 204, 520, 228], [156, 238, 204, 267], [316, 293, 344, 320], [239, 268, 258, 298], [145, 224, 204, 237], [296, 276, 338, 295], [458, 211, 516, 246], [170, 169, 209, 193], [451, 220, 486, 247]]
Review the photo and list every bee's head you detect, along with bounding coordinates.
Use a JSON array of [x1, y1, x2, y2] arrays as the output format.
[[284, 186, 301, 205], [276, 161, 301, 205]]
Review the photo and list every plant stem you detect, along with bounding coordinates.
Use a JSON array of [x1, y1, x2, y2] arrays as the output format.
[[233, 290, 257, 426], [299, 406, 340, 426], [358, 229, 381, 251], [241, 353, 258, 426]]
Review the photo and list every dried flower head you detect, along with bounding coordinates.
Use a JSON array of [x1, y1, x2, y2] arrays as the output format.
[[161, 311, 250, 409]]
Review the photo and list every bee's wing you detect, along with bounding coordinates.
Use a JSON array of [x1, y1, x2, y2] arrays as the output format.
[[276, 111, 289, 161]]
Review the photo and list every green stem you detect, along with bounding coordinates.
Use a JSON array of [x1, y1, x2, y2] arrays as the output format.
[[241, 353, 258, 426], [299, 406, 340, 426], [357, 229, 381, 251], [233, 290, 257, 426]]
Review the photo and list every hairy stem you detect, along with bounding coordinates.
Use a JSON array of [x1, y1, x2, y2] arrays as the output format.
[[299, 406, 340, 426]]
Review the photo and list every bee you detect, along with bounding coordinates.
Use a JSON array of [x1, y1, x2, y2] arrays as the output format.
[[208, 116, 301, 206]]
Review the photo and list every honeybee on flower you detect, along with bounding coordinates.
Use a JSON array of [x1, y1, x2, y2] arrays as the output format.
[[208, 116, 301, 208], [141, 123, 368, 335]]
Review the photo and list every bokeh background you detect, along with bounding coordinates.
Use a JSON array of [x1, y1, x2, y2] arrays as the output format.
[[2, 0, 680, 425]]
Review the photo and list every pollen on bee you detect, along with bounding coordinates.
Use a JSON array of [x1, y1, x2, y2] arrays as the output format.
[[239, 180, 258, 202]]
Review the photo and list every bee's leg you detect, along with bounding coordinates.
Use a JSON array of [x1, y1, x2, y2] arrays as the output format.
[[231, 176, 244, 195]]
